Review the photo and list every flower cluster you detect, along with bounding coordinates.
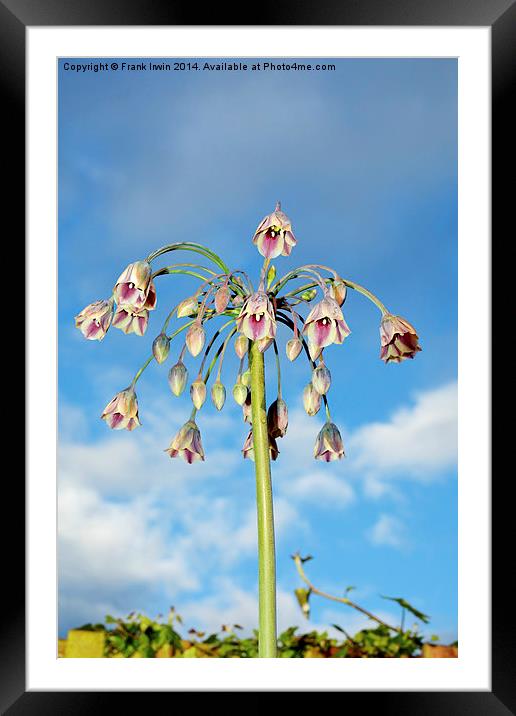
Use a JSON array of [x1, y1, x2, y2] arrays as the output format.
[[76, 202, 421, 468]]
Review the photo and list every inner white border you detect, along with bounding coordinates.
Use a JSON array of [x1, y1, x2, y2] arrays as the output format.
[[27, 26, 490, 691]]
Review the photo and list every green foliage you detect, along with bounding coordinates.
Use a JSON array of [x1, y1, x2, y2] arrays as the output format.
[[380, 595, 430, 624], [72, 609, 432, 658]]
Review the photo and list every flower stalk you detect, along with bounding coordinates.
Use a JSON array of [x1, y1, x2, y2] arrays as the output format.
[[249, 340, 277, 657]]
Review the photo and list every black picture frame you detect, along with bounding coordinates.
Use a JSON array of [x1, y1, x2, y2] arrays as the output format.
[[5, 0, 507, 711]]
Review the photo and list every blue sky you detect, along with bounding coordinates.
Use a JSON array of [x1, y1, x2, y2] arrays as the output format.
[[58, 58, 457, 643]]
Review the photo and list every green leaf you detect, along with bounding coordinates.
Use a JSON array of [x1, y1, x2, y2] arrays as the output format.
[[380, 595, 430, 624]]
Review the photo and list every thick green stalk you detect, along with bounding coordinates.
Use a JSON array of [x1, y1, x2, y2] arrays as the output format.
[[249, 341, 277, 657]]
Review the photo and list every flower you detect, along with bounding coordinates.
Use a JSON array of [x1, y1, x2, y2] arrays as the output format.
[[312, 363, 331, 395], [190, 378, 207, 409], [302, 294, 351, 360], [236, 291, 276, 344], [211, 380, 226, 411], [234, 334, 249, 359], [285, 337, 303, 361], [113, 261, 155, 312], [252, 201, 297, 259], [303, 382, 321, 416], [232, 382, 248, 406], [75, 298, 114, 341], [165, 420, 205, 464], [168, 361, 188, 396], [242, 429, 279, 461], [152, 333, 170, 364], [185, 323, 206, 357], [101, 386, 141, 431], [313, 422, 345, 462], [267, 398, 288, 438], [112, 306, 150, 336], [380, 314, 422, 364]]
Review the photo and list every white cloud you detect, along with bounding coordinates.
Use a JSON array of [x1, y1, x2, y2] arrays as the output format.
[[348, 381, 457, 485], [366, 514, 407, 549], [282, 470, 354, 507]]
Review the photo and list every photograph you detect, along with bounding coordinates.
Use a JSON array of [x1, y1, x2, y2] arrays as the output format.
[[58, 55, 458, 660]]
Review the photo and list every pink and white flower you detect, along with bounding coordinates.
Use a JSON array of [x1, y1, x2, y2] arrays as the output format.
[[75, 298, 114, 341], [165, 420, 205, 464], [101, 386, 141, 431], [236, 291, 276, 344], [252, 202, 297, 259], [380, 314, 422, 364], [302, 294, 351, 360]]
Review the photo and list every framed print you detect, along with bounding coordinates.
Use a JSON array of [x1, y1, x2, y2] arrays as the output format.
[[3, 0, 509, 710]]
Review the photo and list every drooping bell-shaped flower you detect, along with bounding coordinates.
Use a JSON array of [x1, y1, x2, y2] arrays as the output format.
[[313, 422, 345, 462], [168, 360, 188, 396], [112, 306, 150, 336], [152, 333, 170, 364], [232, 381, 248, 406], [165, 420, 205, 464], [303, 382, 321, 416], [236, 291, 276, 344], [177, 296, 199, 318], [190, 378, 207, 409], [242, 429, 279, 461], [267, 398, 288, 438], [101, 386, 141, 431], [211, 380, 226, 411], [312, 363, 331, 395], [113, 261, 154, 313], [185, 323, 206, 357], [215, 284, 230, 314], [252, 202, 297, 259], [302, 293, 351, 360], [234, 334, 249, 359], [379, 314, 422, 364], [286, 337, 303, 362], [75, 297, 114, 341]]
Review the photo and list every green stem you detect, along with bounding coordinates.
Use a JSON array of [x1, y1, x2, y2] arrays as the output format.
[[249, 341, 277, 658]]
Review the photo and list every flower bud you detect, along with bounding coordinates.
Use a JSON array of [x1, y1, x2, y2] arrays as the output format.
[[266, 264, 276, 288], [331, 278, 347, 306], [101, 386, 141, 431], [168, 361, 188, 396], [211, 380, 226, 411], [75, 297, 114, 341], [215, 284, 230, 314], [313, 422, 345, 462], [303, 382, 321, 416], [152, 333, 170, 364], [241, 368, 251, 387], [177, 296, 199, 318], [234, 334, 249, 359], [185, 323, 206, 357], [267, 398, 288, 438], [190, 378, 207, 409], [256, 337, 274, 353], [286, 337, 303, 362], [301, 288, 317, 302], [165, 420, 205, 464], [233, 382, 248, 406], [312, 364, 331, 395]]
